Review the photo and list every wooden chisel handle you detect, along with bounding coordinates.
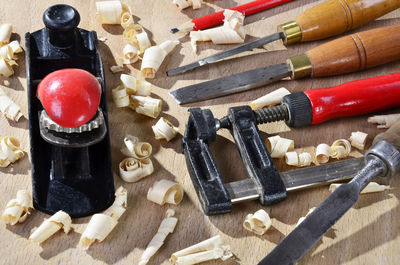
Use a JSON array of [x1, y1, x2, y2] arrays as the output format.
[[279, 0, 400, 45], [287, 24, 400, 79]]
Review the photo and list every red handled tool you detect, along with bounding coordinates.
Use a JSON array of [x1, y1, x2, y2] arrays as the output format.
[[171, 0, 293, 34], [255, 72, 400, 128]]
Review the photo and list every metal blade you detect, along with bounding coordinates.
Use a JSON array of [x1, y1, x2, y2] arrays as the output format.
[[170, 63, 291, 104], [166, 32, 284, 76], [258, 156, 387, 265], [225, 157, 365, 203]]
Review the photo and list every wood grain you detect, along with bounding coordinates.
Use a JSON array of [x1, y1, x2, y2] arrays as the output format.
[[307, 23, 400, 77], [0, 1, 399, 265], [296, 0, 400, 42]]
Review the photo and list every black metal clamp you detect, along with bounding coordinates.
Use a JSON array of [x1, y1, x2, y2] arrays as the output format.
[[183, 106, 287, 215]]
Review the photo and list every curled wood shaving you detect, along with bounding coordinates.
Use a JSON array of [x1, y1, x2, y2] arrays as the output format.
[[0, 24, 12, 46], [0, 87, 23, 121], [329, 182, 391, 194], [147, 179, 184, 205], [79, 186, 127, 249], [121, 134, 152, 159], [243, 209, 271, 235], [130, 95, 162, 118], [141, 40, 180, 78], [285, 151, 312, 167], [331, 139, 351, 159], [123, 24, 151, 54], [152, 117, 179, 141], [296, 207, 316, 227], [121, 11, 133, 28], [368, 114, 400, 129], [119, 157, 154, 182], [250, 87, 290, 109], [122, 44, 140, 64], [95, 0, 123, 24], [266, 135, 294, 158], [315, 143, 332, 164], [171, 235, 233, 265], [8, 40, 23, 54], [190, 10, 245, 52], [349, 131, 368, 150], [29, 210, 72, 244], [0, 45, 13, 61], [139, 209, 178, 265], [1, 190, 33, 225], [120, 74, 152, 96], [0, 136, 24, 167], [112, 85, 130, 107]]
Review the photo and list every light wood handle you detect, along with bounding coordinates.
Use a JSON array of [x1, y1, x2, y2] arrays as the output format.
[[296, 0, 400, 42], [306, 23, 400, 77]]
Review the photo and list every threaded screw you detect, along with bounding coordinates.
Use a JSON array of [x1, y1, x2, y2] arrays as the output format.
[[254, 105, 289, 125]]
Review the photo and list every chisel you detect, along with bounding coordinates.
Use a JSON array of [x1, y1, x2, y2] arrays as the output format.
[[259, 119, 400, 265], [170, 23, 400, 104], [167, 0, 400, 76]]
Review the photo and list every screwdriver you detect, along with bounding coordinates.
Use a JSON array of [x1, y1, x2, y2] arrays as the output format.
[[170, 23, 400, 104], [242, 72, 400, 128], [167, 0, 400, 76]]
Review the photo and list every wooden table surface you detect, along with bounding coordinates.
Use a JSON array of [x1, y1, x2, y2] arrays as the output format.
[[0, 0, 399, 264]]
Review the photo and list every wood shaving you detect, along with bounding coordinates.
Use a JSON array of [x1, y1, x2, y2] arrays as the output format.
[[171, 235, 233, 265], [315, 143, 332, 164], [122, 44, 140, 64], [368, 114, 400, 129], [152, 117, 179, 141], [147, 179, 184, 205], [285, 151, 312, 167], [130, 95, 162, 118], [119, 157, 154, 182], [266, 135, 294, 158], [139, 209, 178, 265], [79, 186, 127, 249], [0, 24, 12, 46], [0, 45, 14, 61], [120, 74, 152, 96], [296, 207, 315, 227], [0, 87, 23, 121], [141, 40, 180, 78], [329, 182, 391, 194], [29, 210, 71, 244], [243, 209, 271, 235], [331, 139, 351, 159], [0, 136, 24, 167], [349, 131, 368, 150], [121, 11, 133, 28], [120, 134, 152, 159], [112, 85, 130, 107], [250, 87, 290, 109], [110, 65, 124, 73], [96, 0, 123, 24], [173, 0, 202, 10], [1, 190, 33, 225], [190, 10, 245, 53]]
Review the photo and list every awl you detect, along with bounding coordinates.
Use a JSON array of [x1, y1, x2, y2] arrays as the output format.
[[170, 23, 400, 104], [167, 0, 400, 76], [259, 120, 400, 265]]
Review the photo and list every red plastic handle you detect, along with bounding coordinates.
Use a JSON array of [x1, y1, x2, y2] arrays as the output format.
[[192, 0, 293, 31], [304, 72, 400, 125]]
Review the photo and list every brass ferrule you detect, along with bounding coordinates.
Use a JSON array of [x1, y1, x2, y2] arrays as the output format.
[[278, 21, 302, 45], [286, 54, 312, 79]]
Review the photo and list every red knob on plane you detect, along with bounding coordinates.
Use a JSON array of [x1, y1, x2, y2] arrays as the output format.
[[37, 69, 101, 128]]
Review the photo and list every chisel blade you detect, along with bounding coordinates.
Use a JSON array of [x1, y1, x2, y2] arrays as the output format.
[[166, 32, 284, 76], [170, 63, 291, 104], [259, 156, 387, 265]]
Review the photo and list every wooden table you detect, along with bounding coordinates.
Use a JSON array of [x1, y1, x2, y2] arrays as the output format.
[[0, 1, 399, 264]]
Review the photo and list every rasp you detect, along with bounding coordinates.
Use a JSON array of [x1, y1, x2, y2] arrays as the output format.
[[259, 120, 400, 265], [166, 0, 400, 76], [170, 24, 400, 104]]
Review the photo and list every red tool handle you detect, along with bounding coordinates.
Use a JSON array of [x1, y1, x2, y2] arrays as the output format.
[[192, 0, 293, 31], [304, 73, 400, 125]]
